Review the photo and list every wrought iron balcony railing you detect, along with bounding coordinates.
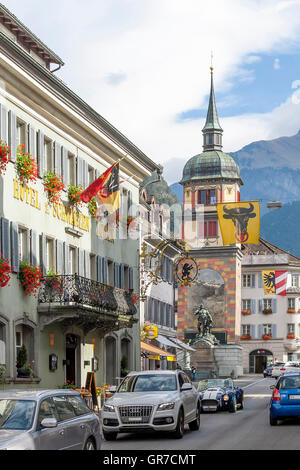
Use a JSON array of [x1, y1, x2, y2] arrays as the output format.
[[38, 274, 137, 316]]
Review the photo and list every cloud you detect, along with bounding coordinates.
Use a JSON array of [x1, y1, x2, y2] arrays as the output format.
[[273, 58, 280, 69], [5, 0, 300, 184]]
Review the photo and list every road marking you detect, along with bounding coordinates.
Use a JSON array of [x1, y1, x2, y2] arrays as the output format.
[[242, 378, 269, 389], [244, 394, 272, 398]]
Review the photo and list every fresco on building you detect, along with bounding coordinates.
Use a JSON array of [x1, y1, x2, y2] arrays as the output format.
[[187, 268, 225, 329]]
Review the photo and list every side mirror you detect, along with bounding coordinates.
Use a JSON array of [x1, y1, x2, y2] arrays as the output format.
[[270, 385, 275, 390], [40, 418, 57, 428], [181, 383, 193, 391], [109, 386, 117, 394]]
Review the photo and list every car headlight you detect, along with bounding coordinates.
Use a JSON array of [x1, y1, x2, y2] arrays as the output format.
[[157, 402, 175, 411], [223, 395, 230, 401], [103, 404, 115, 412]]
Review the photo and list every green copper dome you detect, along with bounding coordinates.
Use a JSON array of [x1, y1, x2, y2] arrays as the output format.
[[180, 150, 242, 184]]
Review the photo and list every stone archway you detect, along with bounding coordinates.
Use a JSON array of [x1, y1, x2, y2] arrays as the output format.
[[249, 349, 273, 373]]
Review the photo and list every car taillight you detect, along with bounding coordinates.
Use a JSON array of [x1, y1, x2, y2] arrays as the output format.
[[280, 368, 286, 371], [272, 388, 281, 401]]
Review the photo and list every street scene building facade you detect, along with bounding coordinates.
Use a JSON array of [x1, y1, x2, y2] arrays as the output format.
[[0, 4, 160, 389]]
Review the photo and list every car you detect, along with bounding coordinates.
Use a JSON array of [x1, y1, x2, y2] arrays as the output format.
[[101, 370, 201, 440], [269, 372, 300, 425], [263, 363, 281, 377], [197, 378, 244, 413], [0, 389, 101, 450], [271, 362, 300, 378]]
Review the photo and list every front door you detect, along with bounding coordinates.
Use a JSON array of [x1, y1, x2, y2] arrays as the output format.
[[66, 334, 78, 385]]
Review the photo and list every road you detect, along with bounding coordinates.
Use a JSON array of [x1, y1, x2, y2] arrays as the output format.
[[102, 376, 300, 450]]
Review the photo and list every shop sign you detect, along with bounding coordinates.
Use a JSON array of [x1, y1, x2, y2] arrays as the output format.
[[144, 324, 158, 340], [167, 356, 176, 362], [148, 355, 160, 360]]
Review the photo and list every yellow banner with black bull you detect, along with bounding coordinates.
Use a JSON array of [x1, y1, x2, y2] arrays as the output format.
[[217, 201, 260, 245]]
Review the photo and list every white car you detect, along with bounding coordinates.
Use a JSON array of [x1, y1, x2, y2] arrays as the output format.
[[101, 370, 201, 440], [271, 362, 300, 378]]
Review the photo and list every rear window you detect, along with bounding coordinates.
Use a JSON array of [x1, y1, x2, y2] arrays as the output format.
[[278, 376, 300, 390]]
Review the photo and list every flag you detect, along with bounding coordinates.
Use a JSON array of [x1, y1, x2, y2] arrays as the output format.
[[96, 162, 120, 214], [80, 162, 118, 203], [262, 270, 287, 296], [217, 201, 260, 245]]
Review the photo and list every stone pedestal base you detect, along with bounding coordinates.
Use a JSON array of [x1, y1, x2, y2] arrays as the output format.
[[214, 344, 243, 378], [190, 340, 218, 375]]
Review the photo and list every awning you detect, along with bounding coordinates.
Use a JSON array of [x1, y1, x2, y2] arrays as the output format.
[[140, 341, 176, 358], [170, 338, 196, 352], [156, 334, 179, 349]]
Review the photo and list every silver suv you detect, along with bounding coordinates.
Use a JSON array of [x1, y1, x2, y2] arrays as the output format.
[[0, 389, 101, 450], [101, 370, 201, 440]]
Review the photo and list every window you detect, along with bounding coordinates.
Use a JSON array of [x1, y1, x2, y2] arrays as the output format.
[[38, 398, 58, 428], [242, 299, 251, 311], [68, 153, 76, 185], [198, 189, 216, 206], [198, 221, 217, 238], [288, 298, 296, 310], [16, 119, 26, 149], [262, 324, 272, 335], [242, 325, 250, 336], [292, 275, 299, 288], [263, 299, 272, 310], [124, 265, 129, 290], [107, 260, 114, 286], [52, 396, 76, 422], [44, 137, 53, 172], [67, 396, 90, 416], [242, 274, 252, 288], [69, 246, 77, 275], [210, 190, 216, 205], [46, 238, 55, 272], [15, 328, 22, 359], [288, 324, 295, 334], [18, 227, 29, 262]]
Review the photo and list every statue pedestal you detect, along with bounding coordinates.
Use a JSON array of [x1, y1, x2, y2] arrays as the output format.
[[190, 340, 218, 376]]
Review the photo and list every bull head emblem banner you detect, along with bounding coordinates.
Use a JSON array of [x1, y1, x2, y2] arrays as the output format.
[[217, 201, 260, 245]]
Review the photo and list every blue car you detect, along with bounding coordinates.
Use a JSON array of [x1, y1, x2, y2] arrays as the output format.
[[270, 372, 300, 425], [197, 378, 244, 413]]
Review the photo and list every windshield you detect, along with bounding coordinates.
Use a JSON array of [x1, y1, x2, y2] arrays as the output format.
[[197, 379, 233, 392], [0, 400, 36, 430], [118, 374, 177, 392], [278, 376, 300, 390]]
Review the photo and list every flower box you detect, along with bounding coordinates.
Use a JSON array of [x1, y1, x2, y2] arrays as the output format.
[[262, 334, 272, 340], [43, 172, 65, 204], [0, 140, 10, 175], [68, 185, 83, 208], [262, 308, 272, 314], [0, 255, 12, 287], [287, 334, 296, 340], [19, 261, 43, 297], [241, 335, 251, 340], [16, 144, 38, 184], [287, 309, 296, 313], [241, 309, 251, 316]]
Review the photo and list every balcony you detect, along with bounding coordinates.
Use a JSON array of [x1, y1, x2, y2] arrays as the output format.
[[38, 274, 137, 334]]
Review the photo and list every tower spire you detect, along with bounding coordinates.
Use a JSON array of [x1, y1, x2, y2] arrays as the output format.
[[202, 64, 223, 151]]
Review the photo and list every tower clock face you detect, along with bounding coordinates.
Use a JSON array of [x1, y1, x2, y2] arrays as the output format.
[[175, 257, 198, 285]]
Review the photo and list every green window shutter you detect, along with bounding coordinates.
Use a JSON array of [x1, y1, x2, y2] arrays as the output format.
[[37, 130, 45, 178], [8, 110, 16, 163]]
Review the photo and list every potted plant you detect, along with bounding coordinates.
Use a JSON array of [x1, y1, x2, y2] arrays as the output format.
[[0, 140, 10, 175], [0, 254, 12, 287], [287, 309, 296, 313], [240, 334, 251, 340], [262, 334, 272, 340], [68, 184, 83, 208], [262, 308, 272, 314], [45, 268, 62, 290], [16, 144, 38, 184], [287, 333, 296, 339], [241, 309, 251, 315], [16, 345, 34, 378], [19, 261, 43, 297], [43, 171, 65, 204]]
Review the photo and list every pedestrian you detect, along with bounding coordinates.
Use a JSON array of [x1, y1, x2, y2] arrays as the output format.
[[191, 365, 196, 381], [155, 363, 161, 370]]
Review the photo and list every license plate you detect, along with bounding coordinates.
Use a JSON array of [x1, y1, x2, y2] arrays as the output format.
[[128, 417, 142, 422], [289, 395, 300, 400], [203, 406, 216, 410]]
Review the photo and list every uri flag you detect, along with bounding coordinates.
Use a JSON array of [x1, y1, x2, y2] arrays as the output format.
[[95, 162, 120, 214], [80, 162, 119, 204], [217, 201, 260, 245], [262, 270, 287, 296]]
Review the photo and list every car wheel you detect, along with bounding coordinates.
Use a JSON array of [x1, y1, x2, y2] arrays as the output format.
[[103, 431, 118, 441], [84, 438, 96, 450], [229, 397, 237, 413], [269, 415, 278, 426], [188, 403, 201, 431], [239, 398, 244, 410], [173, 408, 185, 439]]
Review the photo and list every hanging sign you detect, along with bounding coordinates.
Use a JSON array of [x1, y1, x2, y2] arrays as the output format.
[[175, 256, 198, 286], [144, 324, 158, 340]]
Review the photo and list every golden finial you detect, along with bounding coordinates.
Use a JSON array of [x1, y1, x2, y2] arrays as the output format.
[[210, 50, 214, 73]]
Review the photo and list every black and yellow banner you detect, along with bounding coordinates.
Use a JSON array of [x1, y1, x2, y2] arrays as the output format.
[[96, 163, 120, 214], [217, 201, 260, 245]]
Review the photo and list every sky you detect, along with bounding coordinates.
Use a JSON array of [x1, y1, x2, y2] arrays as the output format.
[[4, 0, 300, 183]]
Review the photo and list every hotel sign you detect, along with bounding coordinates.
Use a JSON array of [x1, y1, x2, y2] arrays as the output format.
[[13, 178, 90, 232]]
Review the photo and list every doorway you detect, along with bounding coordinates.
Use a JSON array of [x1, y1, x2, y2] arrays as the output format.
[[249, 349, 273, 373], [66, 334, 79, 384]]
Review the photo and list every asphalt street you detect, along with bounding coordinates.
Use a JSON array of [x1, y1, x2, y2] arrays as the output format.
[[102, 376, 300, 450]]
